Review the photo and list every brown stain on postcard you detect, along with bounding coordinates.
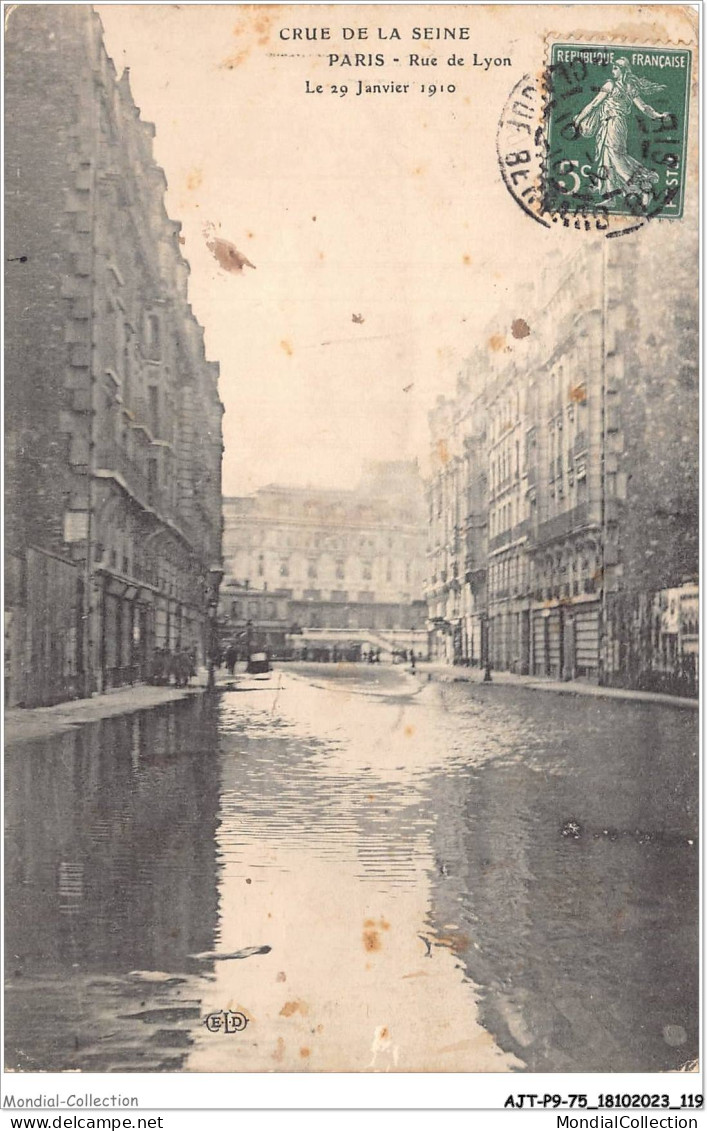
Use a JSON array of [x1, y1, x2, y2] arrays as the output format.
[[363, 917, 390, 952], [220, 7, 278, 68], [280, 1000, 309, 1018], [436, 438, 450, 466], [186, 168, 203, 192], [220, 49, 248, 70], [363, 926, 381, 952], [204, 224, 256, 274]]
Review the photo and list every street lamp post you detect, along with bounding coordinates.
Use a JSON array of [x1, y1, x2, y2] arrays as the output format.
[[207, 600, 218, 691], [206, 565, 224, 692], [483, 613, 492, 682]]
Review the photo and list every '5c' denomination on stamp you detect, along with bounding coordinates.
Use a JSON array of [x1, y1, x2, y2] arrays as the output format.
[[544, 44, 691, 220]]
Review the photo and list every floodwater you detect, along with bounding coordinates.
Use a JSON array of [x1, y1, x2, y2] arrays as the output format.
[[4, 665, 698, 1072]]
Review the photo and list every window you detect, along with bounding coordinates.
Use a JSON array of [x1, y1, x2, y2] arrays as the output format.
[[147, 458, 158, 505], [362, 560, 372, 580], [148, 386, 159, 436], [280, 558, 290, 577], [307, 559, 318, 580], [257, 554, 264, 577], [98, 389, 115, 443], [230, 600, 240, 618], [122, 330, 131, 401], [335, 559, 345, 580], [114, 309, 126, 375], [146, 313, 161, 358]]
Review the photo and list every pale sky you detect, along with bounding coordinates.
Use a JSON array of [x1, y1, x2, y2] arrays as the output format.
[[95, 3, 694, 495]]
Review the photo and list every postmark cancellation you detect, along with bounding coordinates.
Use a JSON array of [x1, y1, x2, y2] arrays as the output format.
[[497, 37, 692, 235]]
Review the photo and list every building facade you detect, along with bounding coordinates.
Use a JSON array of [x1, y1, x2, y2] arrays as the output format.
[[426, 235, 698, 695], [221, 463, 428, 660], [219, 581, 292, 659], [5, 6, 223, 706]]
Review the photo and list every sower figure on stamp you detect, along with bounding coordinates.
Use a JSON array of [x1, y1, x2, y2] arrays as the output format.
[[573, 59, 671, 206]]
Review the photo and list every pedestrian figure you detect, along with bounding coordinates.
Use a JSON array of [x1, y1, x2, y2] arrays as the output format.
[[409, 649, 416, 673], [225, 643, 238, 676], [152, 648, 166, 685], [176, 650, 190, 688]]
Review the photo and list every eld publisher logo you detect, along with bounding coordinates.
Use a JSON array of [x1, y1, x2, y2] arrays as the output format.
[[203, 1010, 249, 1034]]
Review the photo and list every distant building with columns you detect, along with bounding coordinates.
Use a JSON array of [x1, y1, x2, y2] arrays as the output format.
[[221, 462, 428, 659]]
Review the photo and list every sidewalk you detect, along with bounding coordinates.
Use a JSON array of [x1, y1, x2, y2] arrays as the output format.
[[4, 676, 211, 746], [419, 661, 699, 710]]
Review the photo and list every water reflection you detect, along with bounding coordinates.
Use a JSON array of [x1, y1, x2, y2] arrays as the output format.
[[5, 698, 221, 1071], [425, 683, 699, 1072], [4, 669, 698, 1073], [186, 675, 517, 1071]]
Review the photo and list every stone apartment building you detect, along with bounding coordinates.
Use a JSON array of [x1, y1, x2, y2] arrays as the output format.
[[5, 6, 224, 706], [426, 233, 698, 695], [221, 462, 428, 659]]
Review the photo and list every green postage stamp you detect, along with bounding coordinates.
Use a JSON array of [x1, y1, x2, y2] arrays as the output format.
[[544, 44, 691, 219]]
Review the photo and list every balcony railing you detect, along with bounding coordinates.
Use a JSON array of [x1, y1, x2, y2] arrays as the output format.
[[536, 502, 589, 546], [95, 439, 179, 530], [95, 439, 149, 503], [488, 530, 511, 552], [488, 518, 531, 554]]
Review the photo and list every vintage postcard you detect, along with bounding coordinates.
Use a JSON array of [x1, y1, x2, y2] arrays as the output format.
[[3, 0, 700, 1103]]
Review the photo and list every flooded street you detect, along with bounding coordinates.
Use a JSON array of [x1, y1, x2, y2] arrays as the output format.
[[5, 665, 698, 1073]]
